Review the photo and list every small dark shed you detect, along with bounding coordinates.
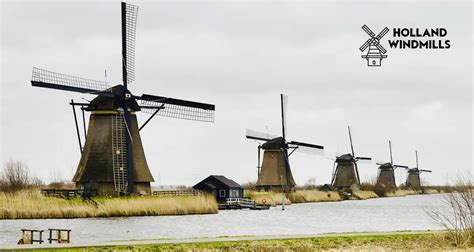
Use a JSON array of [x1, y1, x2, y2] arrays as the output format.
[[193, 175, 244, 202]]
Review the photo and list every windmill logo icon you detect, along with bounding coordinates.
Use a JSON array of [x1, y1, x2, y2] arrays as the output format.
[[359, 25, 389, 67]]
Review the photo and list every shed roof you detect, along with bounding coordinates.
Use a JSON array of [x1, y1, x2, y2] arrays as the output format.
[[193, 175, 242, 189], [210, 175, 242, 188]]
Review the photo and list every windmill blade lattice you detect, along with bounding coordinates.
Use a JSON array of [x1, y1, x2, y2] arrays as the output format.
[[281, 94, 288, 139], [288, 140, 324, 155], [291, 145, 324, 155], [122, 2, 138, 84], [393, 164, 409, 169], [139, 95, 215, 123], [246, 129, 278, 141], [31, 67, 110, 94]]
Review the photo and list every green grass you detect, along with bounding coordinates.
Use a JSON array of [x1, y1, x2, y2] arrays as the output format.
[[22, 233, 472, 251]]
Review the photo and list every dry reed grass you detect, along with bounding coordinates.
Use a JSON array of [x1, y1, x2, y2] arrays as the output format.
[[424, 188, 440, 194], [0, 190, 217, 219], [287, 190, 341, 203], [246, 191, 291, 206], [247, 190, 341, 205], [352, 190, 379, 200], [386, 189, 418, 197]]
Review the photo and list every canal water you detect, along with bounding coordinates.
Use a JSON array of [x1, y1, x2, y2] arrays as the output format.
[[0, 194, 447, 245]]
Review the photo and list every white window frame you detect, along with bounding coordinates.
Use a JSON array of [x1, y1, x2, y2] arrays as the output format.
[[229, 189, 240, 198], [219, 189, 226, 197]]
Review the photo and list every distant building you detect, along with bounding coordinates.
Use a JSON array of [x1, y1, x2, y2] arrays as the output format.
[[193, 175, 243, 202]]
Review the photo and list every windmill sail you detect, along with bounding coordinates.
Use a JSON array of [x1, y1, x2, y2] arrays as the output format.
[[348, 126, 355, 157], [288, 140, 324, 155], [122, 2, 138, 85], [31, 67, 110, 94], [139, 94, 215, 122], [280, 94, 288, 139], [389, 140, 393, 164], [246, 129, 278, 141], [393, 165, 409, 168]]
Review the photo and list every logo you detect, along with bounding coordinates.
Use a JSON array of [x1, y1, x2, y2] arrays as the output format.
[[389, 28, 450, 49], [359, 25, 389, 67]]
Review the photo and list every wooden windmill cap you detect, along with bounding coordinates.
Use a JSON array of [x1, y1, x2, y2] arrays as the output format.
[[378, 163, 393, 169], [261, 137, 286, 150], [336, 153, 355, 163], [86, 85, 141, 111]]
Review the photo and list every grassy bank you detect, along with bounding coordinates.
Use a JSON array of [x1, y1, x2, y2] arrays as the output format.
[[26, 233, 473, 251], [0, 190, 218, 219], [245, 188, 436, 205]]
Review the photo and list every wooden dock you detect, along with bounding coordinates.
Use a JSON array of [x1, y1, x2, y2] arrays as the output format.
[[218, 198, 270, 210]]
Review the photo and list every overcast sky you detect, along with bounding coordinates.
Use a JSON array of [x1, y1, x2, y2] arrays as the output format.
[[1, 0, 472, 187]]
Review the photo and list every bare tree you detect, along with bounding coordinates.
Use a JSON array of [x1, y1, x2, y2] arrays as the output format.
[[3, 160, 30, 191], [303, 177, 318, 190], [426, 174, 473, 246], [1, 160, 43, 192]]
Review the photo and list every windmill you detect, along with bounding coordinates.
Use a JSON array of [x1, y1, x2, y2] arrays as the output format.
[[246, 94, 324, 192], [30, 2, 215, 196], [405, 150, 432, 189], [359, 25, 389, 66], [375, 140, 408, 190], [331, 126, 371, 189]]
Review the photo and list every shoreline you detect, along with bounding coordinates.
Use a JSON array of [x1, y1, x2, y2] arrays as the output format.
[[1, 190, 442, 220], [246, 188, 440, 206], [3, 230, 465, 251]]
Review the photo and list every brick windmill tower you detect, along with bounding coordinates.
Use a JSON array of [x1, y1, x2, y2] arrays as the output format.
[[30, 2, 215, 196], [246, 94, 324, 192]]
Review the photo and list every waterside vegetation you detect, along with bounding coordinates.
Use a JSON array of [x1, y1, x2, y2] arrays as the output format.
[[21, 232, 473, 251], [0, 190, 218, 219]]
